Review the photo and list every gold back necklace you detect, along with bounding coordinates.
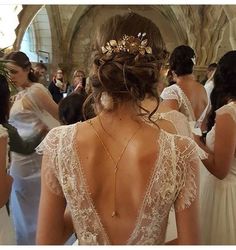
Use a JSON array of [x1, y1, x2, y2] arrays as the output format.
[[88, 119, 142, 218]]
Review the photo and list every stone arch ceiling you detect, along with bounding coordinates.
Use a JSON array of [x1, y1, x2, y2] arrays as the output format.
[[14, 5, 43, 49], [32, 6, 51, 57], [69, 5, 182, 76], [13, 5, 236, 76]]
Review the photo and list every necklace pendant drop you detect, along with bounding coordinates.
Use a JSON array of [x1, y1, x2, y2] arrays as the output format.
[[111, 211, 118, 217]]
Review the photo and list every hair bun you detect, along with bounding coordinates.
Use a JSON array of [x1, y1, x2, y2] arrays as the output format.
[[169, 45, 195, 76], [91, 51, 159, 105]]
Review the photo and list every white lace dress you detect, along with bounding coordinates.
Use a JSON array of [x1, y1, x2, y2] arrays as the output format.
[[9, 83, 60, 245], [200, 102, 236, 244], [160, 84, 210, 226], [0, 125, 16, 245], [151, 110, 193, 242], [37, 124, 205, 245], [160, 84, 209, 136], [152, 110, 193, 138]]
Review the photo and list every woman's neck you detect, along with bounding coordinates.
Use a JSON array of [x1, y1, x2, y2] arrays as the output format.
[[175, 74, 195, 85], [97, 102, 143, 126], [22, 81, 32, 89]]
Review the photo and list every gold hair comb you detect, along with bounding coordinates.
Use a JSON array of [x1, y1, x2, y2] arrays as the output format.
[[101, 33, 152, 56]]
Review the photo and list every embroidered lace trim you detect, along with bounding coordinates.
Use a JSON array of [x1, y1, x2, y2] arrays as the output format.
[[152, 110, 193, 138], [160, 85, 196, 121], [37, 124, 202, 244]]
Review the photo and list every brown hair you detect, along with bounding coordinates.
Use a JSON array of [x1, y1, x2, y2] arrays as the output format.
[[93, 12, 168, 63], [84, 12, 167, 122], [35, 62, 47, 71], [73, 69, 85, 78], [4, 51, 38, 82]]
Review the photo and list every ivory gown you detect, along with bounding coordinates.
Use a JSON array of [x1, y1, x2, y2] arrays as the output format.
[[8, 83, 60, 245], [201, 102, 236, 244], [37, 123, 205, 244]]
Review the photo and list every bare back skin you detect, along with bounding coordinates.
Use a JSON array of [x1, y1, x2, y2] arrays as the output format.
[[37, 103, 200, 245], [74, 115, 160, 244], [177, 79, 208, 121], [158, 76, 208, 123]]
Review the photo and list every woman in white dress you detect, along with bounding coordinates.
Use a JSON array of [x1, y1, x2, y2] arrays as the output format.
[[195, 51, 236, 244], [4, 51, 60, 245], [158, 45, 209, 136], [36, 13, 203, 245]]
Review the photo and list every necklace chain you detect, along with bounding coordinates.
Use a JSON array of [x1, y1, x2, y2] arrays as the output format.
[[88, 119, 142, 217]]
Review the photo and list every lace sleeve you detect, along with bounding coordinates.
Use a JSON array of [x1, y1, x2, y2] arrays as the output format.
[[174, 137, 203, 212], [29, 83, 59, 120], [216, 103, 236, 123], [36, 127, 64, 197], [160, 85, 181, 109], [157, 110, 193, 138]]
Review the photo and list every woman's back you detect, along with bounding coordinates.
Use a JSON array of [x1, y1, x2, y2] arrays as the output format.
[[178, 79, 208, 121], [160, 81, 208, 123], [38, 116, 202, 244], [160, 45, 209, 130], [37, 25, 201, 245]]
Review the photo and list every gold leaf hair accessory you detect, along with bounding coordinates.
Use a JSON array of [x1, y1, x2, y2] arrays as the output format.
[[101, 33, 152, 56]]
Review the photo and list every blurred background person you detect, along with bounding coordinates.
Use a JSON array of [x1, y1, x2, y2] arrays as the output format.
[[4, 51, 59, 245], [195, 51, 236, 244], [201, 62, 217, 85], [0, 77, 14, 244], [67, 69, 86, 96], [166, 69, 176, 86], [48, 68, 69, 103], [0, 74, 46, 245], [0, 126, 14, 245], [58, 93, 86, 125], [159, 45, 209, 136], [33, 62, 47, 86], [204, 63, 217, 101]]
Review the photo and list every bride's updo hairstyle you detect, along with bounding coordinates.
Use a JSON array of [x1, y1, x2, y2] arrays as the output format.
[[169, 45, 196, 77], [87, 12, 168, 121]]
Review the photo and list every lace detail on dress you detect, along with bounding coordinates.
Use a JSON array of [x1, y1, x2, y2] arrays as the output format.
[[37, 125, 201, 244], [38, 124, 109, 244], [160, 85, 182, 108], [36, 126, 69, 197], [160, 84, 196, 122], [174, 136, 202, 212], [216, 102, 236, 123], [152, 110, 193, 137], [127, 132, 201, 244]]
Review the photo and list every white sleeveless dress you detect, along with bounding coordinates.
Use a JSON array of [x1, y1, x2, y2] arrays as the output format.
[[0, 125, 16, 245], [201, 102, 236, 244], [9, 83, 60, 245]]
